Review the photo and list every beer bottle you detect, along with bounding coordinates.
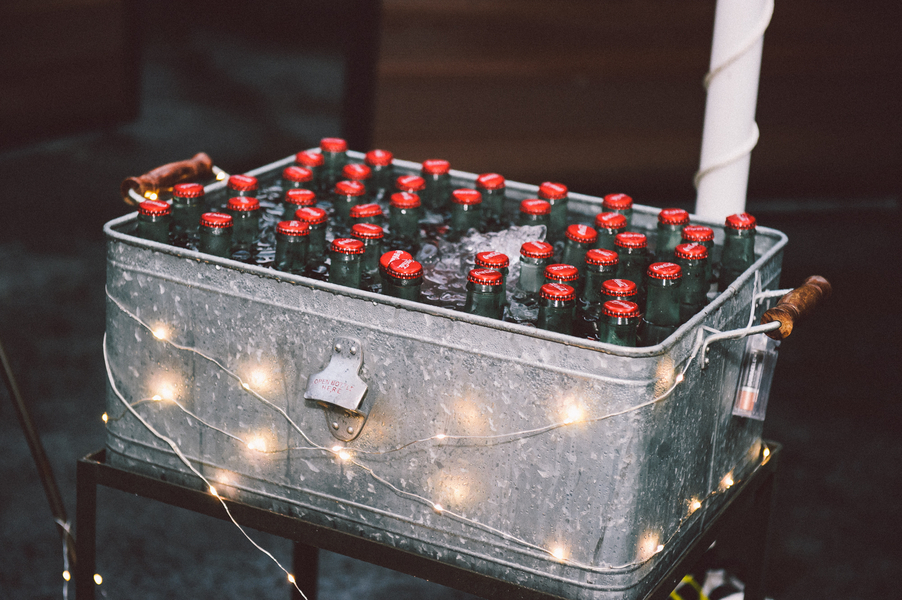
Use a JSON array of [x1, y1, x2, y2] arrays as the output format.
[[449, 188, 482, 238], [518, 199, 551, 230], [274, 220, 310, 274], [476, 173, 505, 224], [614, 232, 649, 302], [681, 224, 715, 284], [342, 163, 373, 200], [282, 165, 314, 194], [383, 258, 424, 301], [602, 193, 634, 229], [594, 211, 627, 251], [332, 180, 366, 226], [283, 188, 316, 221], [561, 224, 598, 279], [349, 203, 383, 227], [351, 223, 384, 275], [294, 206, 328, 257], [600, 300, 640, 346], [329, 238, 365, 289], [137, 200, 172, 244], [226, 196, 261, 247], [199, 212, 233, 258], [537, 283, 576, 335], [718, 213, 757, 289], [538, 182, 569, 242], [296, 149, 325, 193], [475, 251, 510, 304], [641, 262, 683, 346], [517, 241, 554, 295], [464, 268, 505, 319], [365, 149, 394, 202], [674, 242, 709, 323], [389, 192, 421, 244], [575, 248, 619, 340], [601, 278, 639, 305], [320, 137, 348, 191], [655, 208, 690, 262], [171, 183, 204, 235], [227, 174, 258, 198], [421, 159, 452, 211]]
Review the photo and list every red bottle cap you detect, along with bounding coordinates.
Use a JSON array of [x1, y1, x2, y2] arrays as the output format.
[[468, 268, 503, 286], [390, 192, 421, 209], [565, 224, 598, 244], [330, 238, 365, 255], [585, 248, 618, 266], [475, 251, 510, 269], [342, 163, 372, 181], [725, 213, 757, 230], [295, 206, 328, 226], [285, 188, 317, 207], [387, 258, 423, 279], [276, 220, 310, 237], [451, 188, 482, 205], [380, 250, 413, 273], [350, 203, 383, 219], [351, 223, 384, 240], [200, 212, 233, 229], [602, 278, 637, 297], [520, 199, 551, 215], [173, 183, 204, 198], [296, 149, 324, 167], [227, 196, 260, 212], [544, 264, 580, 282], [647, 262, 683, 280], [538, 182, 568, 201], [476, 173, 505, 190], [603, 193, 633, 210], [540, 283, 576, 302], [595, 211, 627, 230], [615, 232, 647, 249], [520, 240, 554, 259], [658, 208, 690, 226], [422, 159, 450, 175], [603, 300, 640, 318], [334, 180, 366, 197], [675, 242, 709, 260], [138, 200, 171, 216], [283, 165, 313, 183], [320, 137, 348, 153], [227, 174, 258, 192], [396, 174, 426, 193], [681, 225, 714, 242], [365, 149, 393, 167]]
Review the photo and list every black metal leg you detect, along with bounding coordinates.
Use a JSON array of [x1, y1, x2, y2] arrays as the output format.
[[741, 466, 777, 600], [75, 456, 97, 600], [292, 542, 319, 600]]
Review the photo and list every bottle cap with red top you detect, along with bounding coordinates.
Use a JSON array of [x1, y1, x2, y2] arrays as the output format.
[[330, 238, 365, 255], [520, 240, 554, 259], [603, 193, 633, 210], [296, 150, 324, 167], [595, 212, 627, 230], [351, 223, 384, 240], [320, 137, 348, 153], [451, 189, 481, 205], [615, 232, 647, 249], [227, 174, 257, 192], [476, 173, 505, 190], [283, 165, 313, 183], [342, 163, 372, 181], [349, 203, 383, 219], [725, 213, 757, 230], [681, 225, 714, 242], [365, 149, 393, 167], [396, 175, 426, 192], [603, 300, 640, 318], [173, 183, 204, 199], [585, 248, 618, 266], [647, 262, 683, 280], [227, 197, 260, 212], [295, 206, 328, 226], [276, 220, 310, 237], [602, 279, 637, 297], [541, 283, 576, 302], [421, 159, 450, 175], [520, 199, 551, 215], [468, 268, 503, 286], [335, 180, 366, 197], [544, 264, 580, 282], [387, 258, 423, 280], [475, 251, 509, 269], [285, 188, 316, 207], [674, 242, 709, 260], [390, 192, 421, 209], [565, 224, 598, 244], [138, 200, 171, 217], [201, 212, 233, 229], [380, 250, 413, 273], [658, 208, 690, 226], [538, 182, 568, 201]]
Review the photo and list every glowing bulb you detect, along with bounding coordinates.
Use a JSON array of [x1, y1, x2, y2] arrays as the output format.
[[338, 450, 351, 461], [144, 191, 158, 200], [241, 382, 250, 390], [152, 326, 167, 340], [690, 500, 702, 513], [332, 445, 342, 452], [216, 171, 227, 181], [551, 547, 566, 561], [763, 446, 771, 460], [287, 574, 296, 584], [722, 475, 734, 489], [159, 386, 174, 401], [101, 413, 108, 423], [93, 574, 103, 585], [675, 373, 684, 383], [152, 395, 162, 402], [247, 437, 267, 452], [62, 570, 71, 581], [563, 405, 584, 424], [433, 503, 444, 513], [209, 485, 219, 497], [435, 433, 446, 440], [656, 544, 664, 553], [250, 370, 268, 388]]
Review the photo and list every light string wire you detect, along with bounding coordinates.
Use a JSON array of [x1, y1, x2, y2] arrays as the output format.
[[55, 518, 72, 599]]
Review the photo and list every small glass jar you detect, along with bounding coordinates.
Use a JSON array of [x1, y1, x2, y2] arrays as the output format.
[[518, 199, 551, 229], [282, 165, 314, 194], [538, 182, 569, 242], [602, 193, 634, 229], [476, 173, 505, 223], [283, 188, 317, 220], [274, 220, 310, 274], [320, 137, 348, 191], [332, 179, 366, 226], [351, 223, 384, 275], [601, 278, 639, 305], [600, 300, 640, 346], [641, 262, 683, 346], [561, 224, 598, 279], [449, 188, 482, 237], [421, 159, 451, 211], [674, 242, 709, 323], [226, 196, 261, 247], [655, 208, 690, 263], [517, 241, 554, 295], [294, 206, 328, 257], [464, 268, 505, 319], [171, 183, 204, 235], [329, 238, 365, 289], [227, 174, 258, 198], [296, 149, 325, 193], [594, 211, 627, 251], [199, 212, 233, 258], [342, 163, 373, 200], [137, 200, 172, 244], [349, 202, 383, 227], [475, 251, 509, 304], [389, 192, 421, 242], [718, 213, 757, 289], [365, 149, 394, 201], [537, 283, 576, 335], [383, 257, 424, 302]]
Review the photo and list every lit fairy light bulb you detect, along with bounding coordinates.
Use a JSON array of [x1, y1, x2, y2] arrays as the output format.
[[152, 395, 162, 402], [332, 445, 351, 461], [247, 437, 267, 452], [762, 446, 771, 460], [435, 433, 446, 440], [433, 503, 444, 513], [159, 385, 174, 401], [656, 544, 664, 553], [675, 373, 685, 383], [101, 413, 108, 423], [152, 326, 168, 340], [640, 532, 661, 560], [690, 499, 702, 513], [249, 369, 268, 389], [144, 191, 158, 200], [287, 574, 296, 584], [551, 546, 566, 561], [216, 171, 227, 181], [93, 574, 103, 585], [563, 404, 584, 424], [722, 474, 734, 489], [209, 485, 219, 497], [62, 570, 71, 581]]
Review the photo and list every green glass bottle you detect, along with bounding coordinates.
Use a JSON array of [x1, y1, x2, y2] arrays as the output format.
[[342, 163, 373, 201], [171, 183, 204, 235], [282, 165, 314, 195], [332, 180, 366, 226], [464, 268, 505, 319], [537, 283, 576, 335], [476, 173, 506, 224], [226, 196, 261, 247], [516, 241, 554, 295], [614, 232, 649, 303], [674, 242, 709, 323], [575, 248, 619, 340], [594, 211, 627, 251], [137, 200, 172, 244], [329, 238, 365, 289], [681, 225, 715, 285], [294, 206, 328, 258], [283, 188, 316, 221], [518, 199, 551, 229], [388, 192, 422, 244], [718, 213, 757, 289], [396, 174, 427, 219], [449, 188, 482, 238], [227, 174, 258, 198], [349, 203, 384, 227], [641, 262, 683, 346], [600, 300, 640, 346], [296, 149, 325, 194], [421, 159, 452, 211], [475, 251, 509, 305], [538, 182, 569, 243], [365, 149, 394, 202], [383, 257, 423, 302], [544, 263, 580, 294], [274, 220, 310, 274], [561, 224, 598, 279], [602, 193, 634, 229], [351, 223, 384, 275], [320, 137, 348, 191], [601, 278, 639, 305], [199, 212, 233, 258], [655, 208, 690, 263]]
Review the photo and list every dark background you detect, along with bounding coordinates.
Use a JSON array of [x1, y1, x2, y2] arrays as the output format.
[[1, 1, 899, 599]]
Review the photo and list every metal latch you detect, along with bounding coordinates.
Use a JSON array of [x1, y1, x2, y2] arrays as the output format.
[[304, 337, 371, 442]]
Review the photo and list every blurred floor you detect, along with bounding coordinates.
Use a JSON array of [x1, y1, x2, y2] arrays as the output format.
[[1, 9, 900, 600]]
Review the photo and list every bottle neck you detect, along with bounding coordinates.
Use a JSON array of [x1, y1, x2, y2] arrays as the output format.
[[464, 284, 504, 319], [645, 278, 681, 326], [601, 316, 637, 346], [537, 300, 575, 335], [517, 260, 546, 294]]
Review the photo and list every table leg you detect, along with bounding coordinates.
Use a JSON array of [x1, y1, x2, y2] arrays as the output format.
[[742, 467, 777, 600], [75, 457, 97, 600], [292, 542, 319, 600]]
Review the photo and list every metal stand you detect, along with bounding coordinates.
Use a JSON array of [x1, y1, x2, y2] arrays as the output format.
[[76, 443, 780, 600]]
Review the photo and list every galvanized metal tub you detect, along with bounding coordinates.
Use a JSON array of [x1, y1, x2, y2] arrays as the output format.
[[104, 152, 786, 599]]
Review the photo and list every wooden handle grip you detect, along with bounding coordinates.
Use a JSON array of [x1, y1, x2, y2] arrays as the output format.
[[120, 152, 214, 205], [760, 275, 832, 340]]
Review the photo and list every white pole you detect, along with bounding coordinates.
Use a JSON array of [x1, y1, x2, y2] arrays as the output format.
[[694, 0, 773, 221]]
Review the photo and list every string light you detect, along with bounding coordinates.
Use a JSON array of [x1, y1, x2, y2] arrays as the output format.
[[152, 326, 168, 340], [722, 474, 735, 490], [551, 547, 566, 561], [216, 171, 228, 181], [143, 191, 158, 200], [93, 574, 103, 585], [247, 437, 267, 452], [675, 373, 684, 383], [101, 412, 108, 423], [656, 544, 664, 553], [563, 404, 585, 424], [209, 485, 219, 497], [690, 500, 702, 513], [435, 433, 446, 440], [432, 503, 444, 513], [287, 574, 296, 584], [62, 570, 71, 581]]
